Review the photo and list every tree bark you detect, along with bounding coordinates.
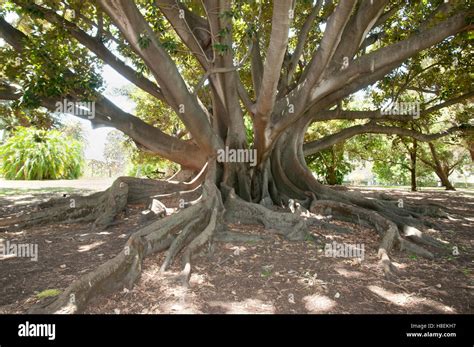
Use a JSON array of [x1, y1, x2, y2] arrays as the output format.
[[410, 139, 417, 192], [429, 143, 456, 191]]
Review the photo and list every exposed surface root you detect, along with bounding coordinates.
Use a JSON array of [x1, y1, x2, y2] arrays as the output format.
[[0, 174, 205, 231], [180, 206, 220, 286], [29, 178, 221, 313], [0, 179, 129, 231], [310, 199, 435, 277], [15, 163, 451, 313], [303, 180, 448, 253], [160, 218, 201, 272], [149, 185, 203, 209], [401, 225, 447, 249], [223, 189, 314, 241]]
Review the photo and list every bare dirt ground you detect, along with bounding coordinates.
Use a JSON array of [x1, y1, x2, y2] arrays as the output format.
[[0, 183, 472, 314]]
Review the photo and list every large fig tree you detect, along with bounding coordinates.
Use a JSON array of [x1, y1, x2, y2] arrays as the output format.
[[0, 0, 472, 313]]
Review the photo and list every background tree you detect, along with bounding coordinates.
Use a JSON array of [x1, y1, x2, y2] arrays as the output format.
[[103, 130, 127, 177], [349, 133, 437, 188], [417, 140, 471, 190], [305, 120, 353, 185], [60, 119, 86, 143], [306, 144, 352, 185]]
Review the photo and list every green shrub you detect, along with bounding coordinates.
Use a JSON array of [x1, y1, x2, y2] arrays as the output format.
[[0, 127, 84, 180]]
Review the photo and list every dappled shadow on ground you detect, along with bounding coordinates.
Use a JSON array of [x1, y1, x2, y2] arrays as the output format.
[[0, 188, 472, 314], [85, 217, 471, 314], [0, 188, 96, 216], [0, 198, 140, 312]]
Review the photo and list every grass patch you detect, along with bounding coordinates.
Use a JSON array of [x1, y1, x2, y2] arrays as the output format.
[[36, 289, 61, 299]]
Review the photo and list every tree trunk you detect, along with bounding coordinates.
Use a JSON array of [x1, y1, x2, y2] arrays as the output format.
[[410, 139, 417, 192], [326, 148, 338, 185], [429, 142, 456, 191], [435, 168, 456, 191], [468, 140, 474, 161], [327, 167, 338, 186], [14, 138, 448, 314]]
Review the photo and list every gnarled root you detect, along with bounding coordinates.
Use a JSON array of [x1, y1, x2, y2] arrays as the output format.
[[223, 188, 314, 241], [310, 200, 435, 277], [0, 179, 129, 231], [306, 182, 448, 252], [29, 179, 222, 313], [0, 171, 206, 231]]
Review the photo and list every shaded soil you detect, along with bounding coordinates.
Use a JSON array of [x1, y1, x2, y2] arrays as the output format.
[[1, 186, 473, 314]]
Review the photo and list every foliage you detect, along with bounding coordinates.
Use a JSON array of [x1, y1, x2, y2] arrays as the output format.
[[305, 120, 353, 185], [0, 126, 84, 179], [0, 0, 471, 185], [58, 119, 86, 143], [0, 4, 104, 110], [103, 130, 128, 177], [307, 145, 352, 185], [347, 134, 436, 186], [126, 153, 177, 179], [84, 159, 108, 178]]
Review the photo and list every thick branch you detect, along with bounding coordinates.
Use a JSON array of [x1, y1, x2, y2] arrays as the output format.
[[251, 32, 264, 98], [255, 0, 293, 118], [328, 0, 389, 75], [278, 10, 471, 133], [423, 90, 474, 115], [0, 83, 21, 100], [309, 12, 471, 106], [13, 0, 165, 101], [98, 0, 220, 154], [0, 16, 26, 52], [304, 123, 473, 156], [155, 0, 211, 68], [310, 90, 474, 123], [299, 0, 357, 89], [0, 15, 206, 169], [286, 0, 323, 84]]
